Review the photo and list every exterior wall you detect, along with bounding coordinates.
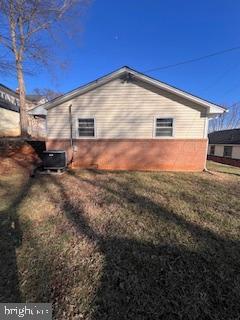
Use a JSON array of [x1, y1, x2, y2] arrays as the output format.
[[47, 78, 207, 140], [208, 144, 240, 160], [0, 108, 20, 137], [233, 145, 240, 159], [47, 139, 207, 171], [28, 116, 46, 138], [207, 143, 240, 167], [46, 78, 210, 171]]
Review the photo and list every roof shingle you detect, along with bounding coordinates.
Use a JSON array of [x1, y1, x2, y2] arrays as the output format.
[[208, 129, 240, 145]]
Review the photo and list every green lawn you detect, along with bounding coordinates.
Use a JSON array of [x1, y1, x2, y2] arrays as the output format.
[[207, 160, 240, 176], [0, 157, 240, 319]]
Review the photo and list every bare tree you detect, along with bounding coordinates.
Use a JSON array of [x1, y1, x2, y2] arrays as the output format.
[[209, 102, 240, 132], [32, 88, 62, 101], [0, 0, 89, 136], [0, 55, 15, 75]]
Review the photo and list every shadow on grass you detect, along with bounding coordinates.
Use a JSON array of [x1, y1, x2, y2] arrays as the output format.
[[48, 173, 240, 320], [0, 176, 35, 303], [2, 164, 239, 318]]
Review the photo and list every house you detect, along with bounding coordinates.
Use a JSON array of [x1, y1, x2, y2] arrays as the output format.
[[208, 129, 240, 167], [30, 66, 225, 171], [0, 84, 21, 136], [26, 94, 47, 106], [0, 83, 46, 138]]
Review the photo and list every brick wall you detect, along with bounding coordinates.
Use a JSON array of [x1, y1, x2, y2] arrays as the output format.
[[47, 139, 207, 171]]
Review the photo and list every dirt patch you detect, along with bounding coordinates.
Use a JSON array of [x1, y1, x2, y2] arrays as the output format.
[[0, 139, 43, 175]]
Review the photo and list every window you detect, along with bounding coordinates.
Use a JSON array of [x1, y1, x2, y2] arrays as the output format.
[[78, 118, 95, 137], [210, 145, 215, 156], [223, 146, 232, 158], [155, 118, 173, 137]]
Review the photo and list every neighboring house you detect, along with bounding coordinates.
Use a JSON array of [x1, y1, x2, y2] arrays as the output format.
[[30, 66, 225, 171], [26, 94, 47, 106], [208, 129, 240, 167], [0, 83, 47, 138], [0, 84, 21, 136], [27, 95, 48, 138]]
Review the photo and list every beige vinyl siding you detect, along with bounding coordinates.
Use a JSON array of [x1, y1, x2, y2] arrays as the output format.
[[0, 108, 20, 137], [208, 144, 240, 159], [209, 145, 224, 157], [233, 146, 240, 159], [47, 78, 207, 139]]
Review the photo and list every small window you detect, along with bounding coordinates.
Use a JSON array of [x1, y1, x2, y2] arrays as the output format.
[[223, 146, 232, 158], [78, 118, 95, 137], [155, 118, 173, 137], [210, 145, 215, 156]]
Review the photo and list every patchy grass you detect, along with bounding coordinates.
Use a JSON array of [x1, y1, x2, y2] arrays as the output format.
[[0, 158, 240, 319], [207, 160, 240, 176]]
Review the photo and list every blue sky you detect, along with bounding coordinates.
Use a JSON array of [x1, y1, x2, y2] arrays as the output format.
[[1, 0, 240, 106]]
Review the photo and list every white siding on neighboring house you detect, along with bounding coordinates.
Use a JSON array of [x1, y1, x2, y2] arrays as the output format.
[[47, 78, 208, 140], [208, 144, 240, 160], [233, 146, 240, 159], [28, 117, 47, 138], [214, 145, 224, 157], [0, 108, 20, 136]]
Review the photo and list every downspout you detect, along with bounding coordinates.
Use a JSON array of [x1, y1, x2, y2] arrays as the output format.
[[68, 104, 74, 165]]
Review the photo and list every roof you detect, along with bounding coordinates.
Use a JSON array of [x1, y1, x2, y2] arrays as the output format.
[[0, 97, 19, 112], [208, 129, 240, 145], [29, 66, 227, 116], [28, 103, 47, 116], [0, 83, 38, 101], [0, 83, 19, 98], [26, 94, 44, 102]]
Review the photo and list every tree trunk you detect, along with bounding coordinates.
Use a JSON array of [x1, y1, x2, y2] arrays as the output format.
[[16, 61, 28, 137]]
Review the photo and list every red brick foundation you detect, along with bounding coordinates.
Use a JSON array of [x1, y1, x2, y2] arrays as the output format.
[[47, 139, 207, 171], [207, 155, 240, 168], [46, 139, 208, 171]]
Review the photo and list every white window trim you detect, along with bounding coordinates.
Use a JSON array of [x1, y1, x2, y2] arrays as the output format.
[[153, 116, 175, 139], [76, 117, 96, 139]]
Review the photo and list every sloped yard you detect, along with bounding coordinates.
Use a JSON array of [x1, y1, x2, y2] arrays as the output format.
[[0, 156, 240, 319]]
